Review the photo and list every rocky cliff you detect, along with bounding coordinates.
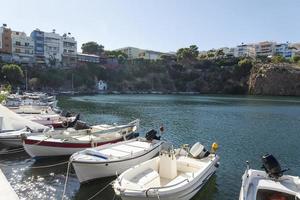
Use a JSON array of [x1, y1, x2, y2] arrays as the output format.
[[249, 63, 300, 96]]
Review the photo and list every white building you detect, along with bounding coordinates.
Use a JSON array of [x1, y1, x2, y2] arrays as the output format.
[[138, 50, 162, 60], [234, 44, 255, 58], [44, 30, 62, 66], [11, 31, 34, 63], [116, 47, 164, 60], [97, 80, 107, 91], [116, 47, 142, 60], [61, 33, 77, 55]]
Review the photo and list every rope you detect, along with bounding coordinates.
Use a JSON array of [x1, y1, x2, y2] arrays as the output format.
[[86, 180, 114, 200], [29, 161, 69, 169], [61, 161, 71, 200], [0, 160, 69, 169], [0, 148, 25, 155]]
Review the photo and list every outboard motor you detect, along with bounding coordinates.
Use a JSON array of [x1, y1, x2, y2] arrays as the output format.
[[74, 120, 91, 130], [190, 142, 210, 159], [67, 114, 80, 128], [145, 129, 161, 141], [262, 154, 284, 179]]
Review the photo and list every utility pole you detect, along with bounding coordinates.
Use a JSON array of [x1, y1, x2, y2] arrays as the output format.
[[25, 69, 28, 91]]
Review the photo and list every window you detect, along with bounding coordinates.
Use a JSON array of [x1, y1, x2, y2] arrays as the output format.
[[16, 41, 21, 46], [25, 50, 30, 54], [25, 43, 29, 46], [15, 48, 21, 53]]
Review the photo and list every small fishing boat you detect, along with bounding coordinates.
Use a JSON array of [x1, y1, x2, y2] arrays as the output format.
[[113, 142, 220, 200], [21, 113, 79, 128], [239, 154, 300, 200], [23, 119, 140, 158], [71, 129, 164, 183]]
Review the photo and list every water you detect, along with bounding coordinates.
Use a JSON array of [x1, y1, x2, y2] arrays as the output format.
[[1, 94, 300, 200]]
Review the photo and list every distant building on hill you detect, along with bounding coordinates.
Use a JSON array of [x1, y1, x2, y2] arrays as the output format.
[[61, 33, 77, 68], [30, 29, 45, 64], [77, 53, 100, 63], [0, 24, 12, 62], [115, 47, 166, 60], [11, 31, 34, 64], [97, 80, 107, 91], [274, 43, 292, 58]]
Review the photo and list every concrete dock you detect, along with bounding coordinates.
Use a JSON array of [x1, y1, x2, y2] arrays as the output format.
[[0, 169, 19, 200]]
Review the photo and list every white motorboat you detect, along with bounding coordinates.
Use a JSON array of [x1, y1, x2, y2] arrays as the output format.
[[113, 142, 220, 200], [239, 154, 300, 200], [71, 130, 164, 183], [23, 119, 140, 158]]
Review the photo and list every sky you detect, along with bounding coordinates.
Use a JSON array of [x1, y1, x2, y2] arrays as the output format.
[[1, 0, 300, 52]]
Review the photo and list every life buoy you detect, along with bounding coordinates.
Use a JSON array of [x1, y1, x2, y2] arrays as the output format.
[[62, 120, 69, 128]]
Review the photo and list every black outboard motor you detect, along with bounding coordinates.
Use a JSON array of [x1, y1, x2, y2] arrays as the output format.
[[145, 129, 161, 141], [68, 114, 80, 128], [262, 154, 283, 179], [74, 120, 91, 130]]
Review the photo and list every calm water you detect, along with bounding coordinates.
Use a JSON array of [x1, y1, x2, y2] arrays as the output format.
[[1, 94, 300, 200]]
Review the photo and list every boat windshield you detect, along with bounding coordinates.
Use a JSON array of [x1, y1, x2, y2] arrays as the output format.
[[256, 189, 298, 200]]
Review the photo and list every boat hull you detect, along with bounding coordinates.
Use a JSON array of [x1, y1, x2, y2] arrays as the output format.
[[23, 138, 123, 158], [72, 144, 161, 183]]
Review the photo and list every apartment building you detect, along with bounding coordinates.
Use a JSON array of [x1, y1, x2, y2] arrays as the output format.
[[274, 43, 292, 58], [11, 31, 34, 63], [43, 30, 62, 66], [116, 47, 164, 60], [61, 33, 77, 67], [30, 29, 45, 64], [234, 44, 255, 58], [0, 25, 12, 62], [116, 47, 142, 60], [254, 41, 276, 57]]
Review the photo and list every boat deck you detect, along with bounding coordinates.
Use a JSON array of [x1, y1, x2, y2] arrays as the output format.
[[76, 139, 153, 161]]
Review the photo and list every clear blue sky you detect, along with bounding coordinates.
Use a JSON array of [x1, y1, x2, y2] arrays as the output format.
[[2, 0, 300, 52]]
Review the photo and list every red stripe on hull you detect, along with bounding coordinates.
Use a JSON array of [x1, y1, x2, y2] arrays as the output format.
[[24, 138, 123, 148]]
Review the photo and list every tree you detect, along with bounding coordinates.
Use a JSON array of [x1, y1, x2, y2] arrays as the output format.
[[81, 42, 104, 55], [176, 45, 199, 63], [216, 49, 225, 57], [117, 55, 126, 64], [271, 55, 286, 64], [292, 55, 300, 63], [2, 64, 24, 85], [29, 77, 40, 90]]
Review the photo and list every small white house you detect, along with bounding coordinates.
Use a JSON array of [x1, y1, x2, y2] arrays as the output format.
[[97, 80, 107, 91]]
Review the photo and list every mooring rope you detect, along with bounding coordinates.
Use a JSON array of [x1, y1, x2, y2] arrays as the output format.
[[61, 161, 71, 200], [86, 180, 115, 200], [0, 160, 69, 168], [0, 148, 25, 155]]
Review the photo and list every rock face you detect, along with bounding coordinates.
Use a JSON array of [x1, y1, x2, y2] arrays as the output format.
[[249, 63, 300, 96]]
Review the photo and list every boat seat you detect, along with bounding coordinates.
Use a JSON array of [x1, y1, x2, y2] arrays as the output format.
[[164, 172, 190, 187], [177, 156, 203, 172], [130, 168, 161, 189]]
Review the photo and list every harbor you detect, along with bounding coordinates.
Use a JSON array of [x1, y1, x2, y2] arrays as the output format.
[[0, 94, 300, 199]]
